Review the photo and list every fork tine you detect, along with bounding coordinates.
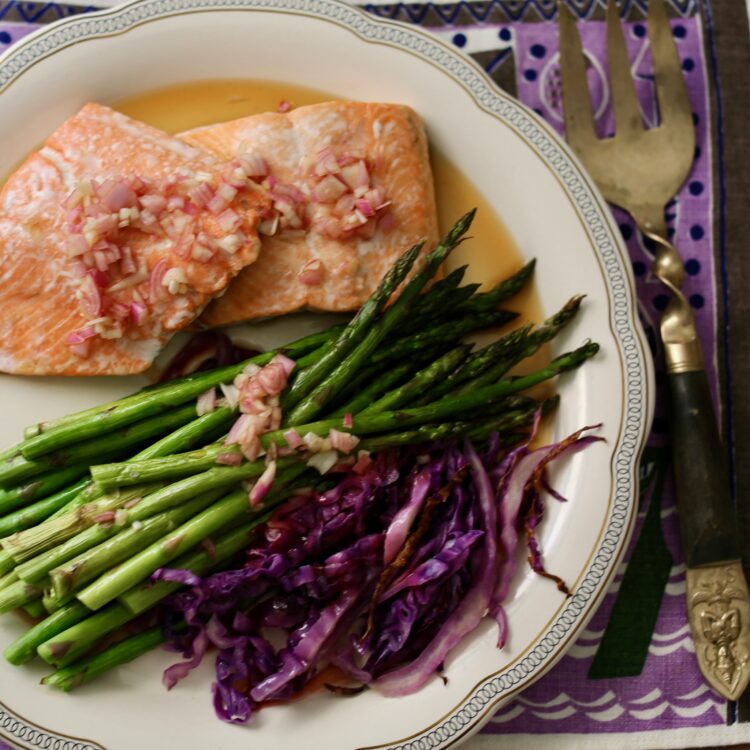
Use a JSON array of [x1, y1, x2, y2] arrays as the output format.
[[648, 0, 693, 133], [606, 0, 644, 136], [558, 2, 598, 151]]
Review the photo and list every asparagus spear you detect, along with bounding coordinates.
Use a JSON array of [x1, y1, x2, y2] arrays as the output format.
[[4, 404, 242, 565], [0, 404, 199, 489], [75, 463, 311, 612], [0, 579, 43, 615], [400, 283, 482, 335], [409, 265, 468, 318], [49, 490, 224, 599], [42, 624, 166, 690], [1, 484, 158, 565], [129, 405, 234, 460], [359, 345, 472, 415], [42, 590, 71, 614], [0, 569, 18, 592], [451, 296, 585, 396], [0, 478, 90, 537], [353, 408, 539, 452], [91, 444, 228, 490], [272, 342, 598, 447], [94, 393, 535, 496], [456, 259, 536, 314], [417, 325, 532, 404], [117, 518, 264, 614], [282, 242, 424, 410], [0, 551, 14, 577], [37, 601, 134, 667], [398, 260, 534, 336], [20, 327, 335, 443], [0, 465, 92, 516], [368, 310, 518, 366], [91, 342, 597, 496], [74, 480, 286, 612], [102, 458, 301, 525], [4, 601, 91, 665], [16, 517, 139, 585], [6, 518, 264, 666], [23, 600, 47, 619], [17, 331, 336, 460], [329, 345, 451, 418], [286, 211, 476, 424]]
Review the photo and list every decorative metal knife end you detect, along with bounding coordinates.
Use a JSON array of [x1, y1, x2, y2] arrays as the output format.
[[686, 561, 750, 701]]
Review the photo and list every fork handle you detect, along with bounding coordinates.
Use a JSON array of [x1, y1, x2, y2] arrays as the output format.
[[668, 368, 739, 567]]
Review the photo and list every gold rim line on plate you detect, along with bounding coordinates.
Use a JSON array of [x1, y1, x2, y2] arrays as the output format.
[[0, 3, 653, 749]]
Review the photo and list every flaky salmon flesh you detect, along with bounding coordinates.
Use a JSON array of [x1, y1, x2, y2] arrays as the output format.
[[0, 101, 438, 375], [0, 103, 268, 376], [182, 102, 439, 328]]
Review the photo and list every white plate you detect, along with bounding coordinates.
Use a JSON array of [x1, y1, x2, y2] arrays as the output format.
[[0, 3, 654, 749]]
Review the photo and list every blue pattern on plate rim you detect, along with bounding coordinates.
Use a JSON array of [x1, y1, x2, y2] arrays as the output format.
[[0, 1, 651, 748]]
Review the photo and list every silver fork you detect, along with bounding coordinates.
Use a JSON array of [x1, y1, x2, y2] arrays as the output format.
[[559, 0, 750, 701]]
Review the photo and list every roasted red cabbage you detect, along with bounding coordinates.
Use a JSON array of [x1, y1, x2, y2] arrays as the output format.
[[154, 425, 602, 722]]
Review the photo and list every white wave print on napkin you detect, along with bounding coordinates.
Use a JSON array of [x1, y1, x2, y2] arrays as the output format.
[[491, 684, 723, 725]]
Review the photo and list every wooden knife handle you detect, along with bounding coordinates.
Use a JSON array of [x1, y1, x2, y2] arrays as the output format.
[[668, 369, 739, 567]]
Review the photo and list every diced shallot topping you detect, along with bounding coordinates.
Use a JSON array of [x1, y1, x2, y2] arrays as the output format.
[[77, 274, 103, 318], [352, 450, 373, 475], [314, 148, 341, 177], [65, 326, 96, 345], [284, 429, 304, 450], [63, 144, 392, 358], [249, 460, 277, 507], [224, 354, 296, 461], [238, 152, 268, 179], [93, 510, 117, 524], [130, 301, 148, 325], [258, 214, 280, 237], [314, 175, 348, 203], [339, 160, 369, 191], [305, 152, 389, 240], [216, 451, 243, 466], [307, 450, 339, 475], [196, 388, 218, 417], [299, 428, 361, 460], [62, 163, 261, 356], [329, 428, 360, 454], [219, 383, 240, 410], [298, 258, 324, 286]]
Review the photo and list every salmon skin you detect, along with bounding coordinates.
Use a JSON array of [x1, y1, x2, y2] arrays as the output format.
[[0, 103, 268, 376], [181, 102, 439, 328]]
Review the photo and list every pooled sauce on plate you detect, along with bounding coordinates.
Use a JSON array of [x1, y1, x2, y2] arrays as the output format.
[[116, 79, 543, 333]]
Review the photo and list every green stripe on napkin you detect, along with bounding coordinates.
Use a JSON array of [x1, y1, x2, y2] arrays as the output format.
[[589, 446, 673, 678]]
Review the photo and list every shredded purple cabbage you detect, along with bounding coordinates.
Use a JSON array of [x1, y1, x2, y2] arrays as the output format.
[[155, 426, 603, 722]]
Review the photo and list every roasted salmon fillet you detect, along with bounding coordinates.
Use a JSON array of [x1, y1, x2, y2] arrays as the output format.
[[0, 103, 268, 376], [181, 102, 439, 327]]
